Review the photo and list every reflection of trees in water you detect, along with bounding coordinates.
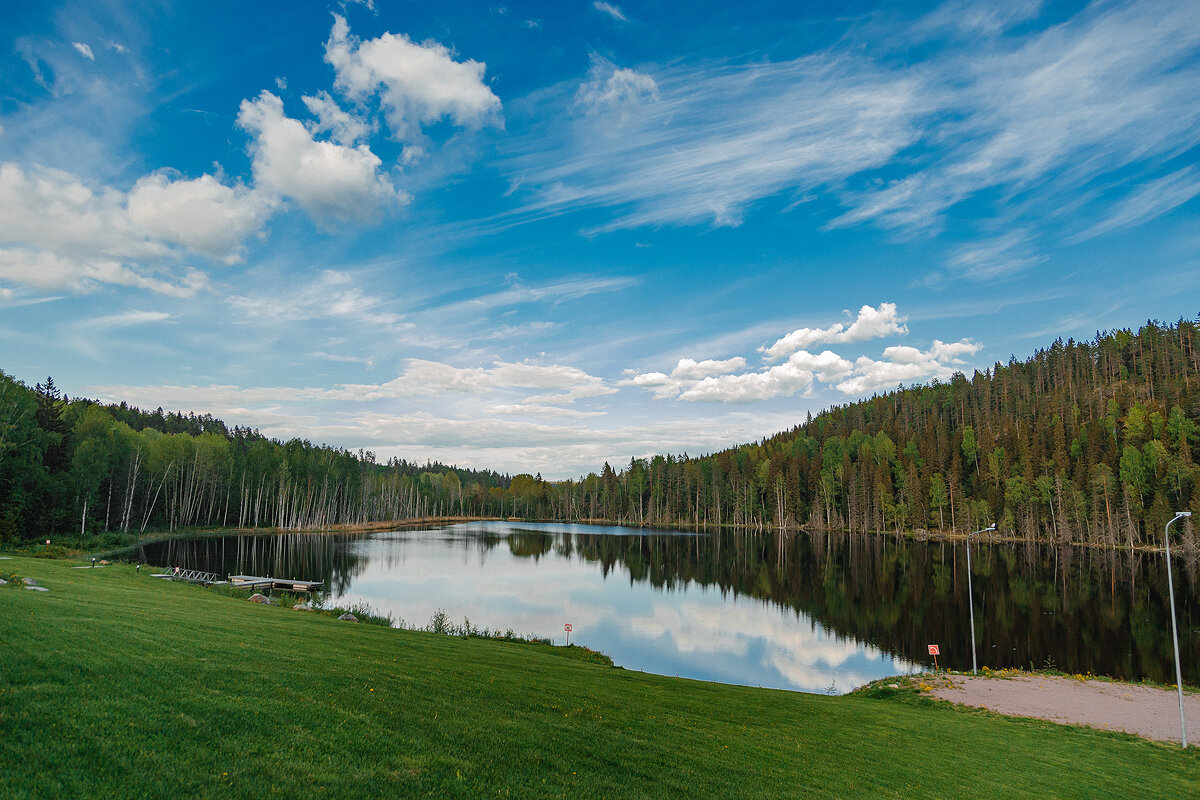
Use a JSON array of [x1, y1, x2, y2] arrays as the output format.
[[140, 525, 1199, 682], [524, 530, 1199, 683], [135, 533, 370, 595], [506, 531, 553, 558]]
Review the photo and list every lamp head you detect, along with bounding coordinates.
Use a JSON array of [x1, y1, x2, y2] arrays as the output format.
[[1178, 511, 1193, 518], [986, 523, 997, 531]]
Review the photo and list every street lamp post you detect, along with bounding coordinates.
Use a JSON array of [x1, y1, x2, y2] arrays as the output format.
[[1164, 510, 1192, 748], [966, 523, 996, 676]]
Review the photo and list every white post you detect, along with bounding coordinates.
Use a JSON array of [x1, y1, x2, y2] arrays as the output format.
[[967, 524, 996, 676], [1165, 511, 1192, 748]]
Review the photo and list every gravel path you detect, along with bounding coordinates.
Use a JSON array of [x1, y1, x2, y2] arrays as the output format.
[[929, 674, 1200, 744]]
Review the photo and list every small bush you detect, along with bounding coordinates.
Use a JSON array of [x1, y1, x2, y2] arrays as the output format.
[[30, 545, 71, 559]]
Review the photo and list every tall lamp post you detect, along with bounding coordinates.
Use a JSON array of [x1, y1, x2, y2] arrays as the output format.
[[966, 523, 996, 675], [1164, 510, 1192, 748]]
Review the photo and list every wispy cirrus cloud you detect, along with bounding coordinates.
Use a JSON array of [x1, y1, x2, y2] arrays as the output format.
[[505, 53, 930, 231], [944, 231, 1045, 281], [834, 0, 1200, 234], [1070, 166, 1200, 243], [592, 2, 628, 23], [506, 0, 1200, 249]]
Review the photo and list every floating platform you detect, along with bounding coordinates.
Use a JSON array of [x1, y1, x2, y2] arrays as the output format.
[[229, 575, 323, 592]]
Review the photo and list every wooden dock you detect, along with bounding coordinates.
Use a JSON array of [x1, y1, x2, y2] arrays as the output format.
[[152, 570, 322, 593], [229, 575, 324, 592]]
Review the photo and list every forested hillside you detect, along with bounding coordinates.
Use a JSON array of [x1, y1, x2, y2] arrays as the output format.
[[2, 318, 1197, 547], [0, 376, 510, 543], [546, 318, 1198, 548]]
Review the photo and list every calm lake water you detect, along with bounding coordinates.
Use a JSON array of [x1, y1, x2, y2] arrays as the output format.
[[134, 521, 1200, 694]]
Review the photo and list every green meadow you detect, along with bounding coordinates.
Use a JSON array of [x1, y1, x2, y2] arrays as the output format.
[[1, 556, 1195, 799]]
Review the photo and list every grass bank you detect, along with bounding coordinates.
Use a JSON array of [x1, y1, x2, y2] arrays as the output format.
[[1, 556, 1196, 798]]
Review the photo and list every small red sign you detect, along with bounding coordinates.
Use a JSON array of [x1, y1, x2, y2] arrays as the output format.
[[564, 623, 573, 632], [927, 644, 940, 656]]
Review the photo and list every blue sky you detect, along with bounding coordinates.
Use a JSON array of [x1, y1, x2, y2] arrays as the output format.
[[1, 0, 1198, 477]]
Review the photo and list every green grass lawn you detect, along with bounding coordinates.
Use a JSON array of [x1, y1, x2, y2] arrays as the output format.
[[1, 556, 1196, 799]]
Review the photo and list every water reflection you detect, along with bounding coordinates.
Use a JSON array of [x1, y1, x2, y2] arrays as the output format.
[[134, 522, 1200, 692]]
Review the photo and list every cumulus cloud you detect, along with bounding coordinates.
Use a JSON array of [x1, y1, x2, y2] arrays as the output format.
[[622, 356, 748, 400], [761, 303, 908, 361], [301, 90, 372, 145], [834, 340, 981, 395], [237, 91, 404, 225], [625, 305, 981, 403], [72, 42, 94, 60], [324, 14, 502, 144], [0, 162, 260, 296], [127, 172, 273, 263], [575, 57, 658, 118]]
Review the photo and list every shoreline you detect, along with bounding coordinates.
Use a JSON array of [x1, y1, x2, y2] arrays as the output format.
[[4, 515, 1191, 558]]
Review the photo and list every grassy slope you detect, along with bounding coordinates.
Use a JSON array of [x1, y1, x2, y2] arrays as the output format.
[[0, 557, 1195, 799]]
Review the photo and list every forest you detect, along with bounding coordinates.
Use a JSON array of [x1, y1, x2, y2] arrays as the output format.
[[1, 318, 1197, 548], [0, 377, 510, 543]]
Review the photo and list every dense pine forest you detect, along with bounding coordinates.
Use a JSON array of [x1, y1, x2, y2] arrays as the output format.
[[1, 318, 1197, 548], [558, 318, 1198, 548]]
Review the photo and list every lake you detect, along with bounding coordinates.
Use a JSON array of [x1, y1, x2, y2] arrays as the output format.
[[134, 521, 1200, 694]]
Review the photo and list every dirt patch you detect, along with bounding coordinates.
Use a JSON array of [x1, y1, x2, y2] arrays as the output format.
[[928, 673, 1200, 744]]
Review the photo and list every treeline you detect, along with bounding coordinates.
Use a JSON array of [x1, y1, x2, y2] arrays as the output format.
[[506, 319, 1200, 548], [3, 318, 1198, 548], [0, 376, 511, 542]]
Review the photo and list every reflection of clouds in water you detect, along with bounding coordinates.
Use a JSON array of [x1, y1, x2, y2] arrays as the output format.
[[331, 529, 914, 694], [630, 593, 917, 691], [335, 536, 613, 634]]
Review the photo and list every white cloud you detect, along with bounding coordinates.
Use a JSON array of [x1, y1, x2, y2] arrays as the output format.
[[86, 310, 172, 329], [761, 303, 908, 361], [508, 1, 1200, 244], [621, 356, 748, 400], [507, 53, 929, 230], [625, 305, 981, 403], [72, 42, 94, 61], [945, 231, 1044, 280], [225, 269, 408, 330], [456, 274, 639, 311], [1071, 166, 1200, 242], [593, 2, 628, 23], [834, 339, 981, 395], [126, 172, 273, 263], [834, 0, 1200, 232], [679, 350, 853, 403], [575, 57, 658, 118], [301, 90, 372, 146], [236, 91, 404, 225], [93, 358, 613, 408], [324, 15, 502, 144], [626, 350, 854, 404], [0, 162, 256, 296], [919, 0, 1044, 37]]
